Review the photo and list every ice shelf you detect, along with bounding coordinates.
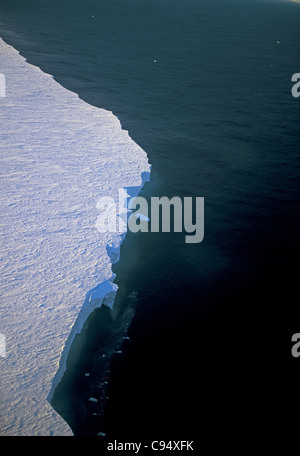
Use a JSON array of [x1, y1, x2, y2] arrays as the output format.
[[0, 37, 150, 435]]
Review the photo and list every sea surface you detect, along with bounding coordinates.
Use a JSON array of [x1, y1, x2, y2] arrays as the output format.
[[1, 0, 300, 443]]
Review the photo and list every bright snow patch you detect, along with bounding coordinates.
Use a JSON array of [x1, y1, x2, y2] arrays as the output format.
[[0, 37, 150, 435]]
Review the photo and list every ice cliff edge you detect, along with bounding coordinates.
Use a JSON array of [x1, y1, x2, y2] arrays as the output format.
[[0, 37, 150, 435]]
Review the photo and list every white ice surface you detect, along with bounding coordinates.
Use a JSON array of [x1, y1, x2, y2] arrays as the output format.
[[0, 37, 150, 435]]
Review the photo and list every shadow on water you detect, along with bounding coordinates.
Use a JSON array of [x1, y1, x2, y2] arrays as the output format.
[[50, 255, 139, 436]]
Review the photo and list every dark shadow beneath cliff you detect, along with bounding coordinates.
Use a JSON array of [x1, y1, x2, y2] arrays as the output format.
[[50, 287, 137, 436]]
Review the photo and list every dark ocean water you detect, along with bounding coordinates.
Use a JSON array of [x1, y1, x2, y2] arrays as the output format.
[[1, 0, 300, 445]]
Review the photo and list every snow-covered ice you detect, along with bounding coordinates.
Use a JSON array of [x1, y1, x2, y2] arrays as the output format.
[[0, 37, 150, 435]]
